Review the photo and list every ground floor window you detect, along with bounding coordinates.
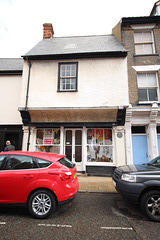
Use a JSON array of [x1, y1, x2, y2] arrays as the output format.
[[36, 128, 60, 153], [87, 128, 113, 162]]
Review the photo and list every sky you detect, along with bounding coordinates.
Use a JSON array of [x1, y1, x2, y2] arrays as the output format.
[[0, 0, 157, 58]]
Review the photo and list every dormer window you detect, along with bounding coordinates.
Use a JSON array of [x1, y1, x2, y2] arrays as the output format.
[[58, 62, 78, 92]]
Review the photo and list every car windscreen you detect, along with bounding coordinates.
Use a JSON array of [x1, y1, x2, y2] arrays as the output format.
[[58, 157, 75, 169]]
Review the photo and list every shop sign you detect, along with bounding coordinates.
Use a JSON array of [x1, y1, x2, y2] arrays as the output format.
[[43, 129, 54, 145]]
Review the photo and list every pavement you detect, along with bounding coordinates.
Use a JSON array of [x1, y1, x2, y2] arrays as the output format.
[[77, 174, 117, 193]]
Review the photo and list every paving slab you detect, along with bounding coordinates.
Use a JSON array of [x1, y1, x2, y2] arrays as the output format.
[[77, 174, 117, 193]]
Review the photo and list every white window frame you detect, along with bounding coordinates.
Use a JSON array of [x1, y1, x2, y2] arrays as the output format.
[[58, 62, 78, 92], [133, 65, 160, 104], [131, 24, 156, 55]]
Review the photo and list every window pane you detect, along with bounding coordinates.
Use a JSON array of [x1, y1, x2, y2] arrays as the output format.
[[36, 158, 52, 168], [138, 89, 148, 101], [135, 45, 143, 55], [137, 74, 147, 87], [104, 129, 112, 145], [87, 145, 113, 162], [148, 89, 158, 101], [0, 155, 6, 169], [143, 31, 152, 42], [143, 44, 153, 54], [138, 73, 157, 87], [36, 129, 44, 144], [75, 130, 82, 145], [147, 73, 157, 87], [5, 155, 34, 170], [134, 32, 143, 43]]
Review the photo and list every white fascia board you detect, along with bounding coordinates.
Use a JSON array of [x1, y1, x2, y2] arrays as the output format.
[[130, 24, 156, 30], [132, 65, 160, 72]]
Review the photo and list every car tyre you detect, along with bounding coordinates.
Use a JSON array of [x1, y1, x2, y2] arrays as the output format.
[[140, 190, 160, 222], [28, 190, 56, 219]]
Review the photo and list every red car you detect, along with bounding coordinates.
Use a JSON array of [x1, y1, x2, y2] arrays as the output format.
[[0, 151, 79, 218]]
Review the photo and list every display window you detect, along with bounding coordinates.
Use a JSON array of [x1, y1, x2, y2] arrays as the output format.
[[36, 128, 60, 153], [87, 128, 113, 162]]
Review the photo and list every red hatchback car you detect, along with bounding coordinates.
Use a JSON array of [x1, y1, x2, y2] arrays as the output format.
[[0, 151, 79, 218]]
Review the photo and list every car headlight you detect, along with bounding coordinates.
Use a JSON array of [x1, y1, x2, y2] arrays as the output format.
[[121, 174, 136, 182]]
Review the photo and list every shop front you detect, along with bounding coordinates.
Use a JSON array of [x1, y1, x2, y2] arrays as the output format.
[[20, 107, 126, 175]]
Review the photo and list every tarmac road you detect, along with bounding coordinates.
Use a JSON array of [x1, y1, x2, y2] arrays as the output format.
[[0, 192, 160, 240]]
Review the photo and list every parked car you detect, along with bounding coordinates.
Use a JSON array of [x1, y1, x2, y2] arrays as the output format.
[[0, 151, 79, 219], [112, 156, 160, 222]]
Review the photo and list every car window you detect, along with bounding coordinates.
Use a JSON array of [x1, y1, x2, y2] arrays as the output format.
[[149, 156, 160, 167], [0, 155, 6, 169], [5, 155, 34, 170], [35, 158, 52, 168], [58, 157, 75, 169]]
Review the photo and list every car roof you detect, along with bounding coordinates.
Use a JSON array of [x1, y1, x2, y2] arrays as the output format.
[[0, 151, 65, 163]]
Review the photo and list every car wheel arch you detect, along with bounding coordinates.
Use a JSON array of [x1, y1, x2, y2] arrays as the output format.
[[27, 187, 58, 206], [138, 186, 160, 203]]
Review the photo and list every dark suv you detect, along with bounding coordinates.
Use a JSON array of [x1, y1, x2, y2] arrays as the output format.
[[112, 156, 160, 222]]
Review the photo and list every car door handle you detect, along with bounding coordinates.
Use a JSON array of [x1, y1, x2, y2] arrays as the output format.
[[24, 174, 33, 179]]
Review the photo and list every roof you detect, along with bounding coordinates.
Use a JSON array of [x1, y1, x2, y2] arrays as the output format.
[[23, 35, 127, 60], [150, 1, 160, 16], [121, 15, 160, 25], [0, 58, 23, 75]]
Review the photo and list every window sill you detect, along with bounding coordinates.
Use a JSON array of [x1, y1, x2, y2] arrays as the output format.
[[134, 54, 159, 57], [57, 90, 78, 93], [137, 101, 159, 105]]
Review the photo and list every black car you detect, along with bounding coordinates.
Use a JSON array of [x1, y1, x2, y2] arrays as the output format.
[[112, 156, 160, 222]]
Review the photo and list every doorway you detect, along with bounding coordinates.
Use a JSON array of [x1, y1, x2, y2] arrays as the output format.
[[65, 129, 83, 171], [132, 135, 148, 164]]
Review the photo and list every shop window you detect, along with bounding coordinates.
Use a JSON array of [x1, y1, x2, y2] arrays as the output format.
[[58, 62, 78, 91], [87, 128, 113, 162], [36, 128, 60, 153]]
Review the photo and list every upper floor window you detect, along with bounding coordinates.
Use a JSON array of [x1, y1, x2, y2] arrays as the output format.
[[58, 62, 78, 91], [137, 72, 158, 103], [134, 31, 155, 55]]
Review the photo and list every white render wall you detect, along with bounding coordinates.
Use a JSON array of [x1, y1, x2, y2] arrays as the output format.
[[20, 58, 129, 108], [0, 75, 22, 124]]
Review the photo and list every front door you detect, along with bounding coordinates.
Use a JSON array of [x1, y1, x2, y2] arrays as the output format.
[[65, 129, 83, 172], [132, 135, 148, 164]]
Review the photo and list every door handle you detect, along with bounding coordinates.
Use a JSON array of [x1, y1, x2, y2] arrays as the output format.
[[73, 154, 75, 158], [24, 174, 33, 179]]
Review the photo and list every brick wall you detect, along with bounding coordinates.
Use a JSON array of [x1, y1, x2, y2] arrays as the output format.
[[121, 24, 160, 105]]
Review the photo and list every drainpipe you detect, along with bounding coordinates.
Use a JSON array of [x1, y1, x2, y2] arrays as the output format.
[[27, 126, 31, 151], [25, 58, 32, 151], [25, 58, 32, 110]]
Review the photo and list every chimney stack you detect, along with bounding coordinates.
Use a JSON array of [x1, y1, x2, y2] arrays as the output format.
[[43, 23, 54, 39]]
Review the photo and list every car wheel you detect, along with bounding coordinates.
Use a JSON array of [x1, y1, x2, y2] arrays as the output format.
[[140, 190, 160, 222], [28, 190, 56, 219]]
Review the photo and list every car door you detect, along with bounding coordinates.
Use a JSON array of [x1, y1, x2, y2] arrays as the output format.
[[0, 154, 39, 203]]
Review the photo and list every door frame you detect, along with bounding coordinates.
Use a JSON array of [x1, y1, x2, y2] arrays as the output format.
[[64, 128, 83, 172]]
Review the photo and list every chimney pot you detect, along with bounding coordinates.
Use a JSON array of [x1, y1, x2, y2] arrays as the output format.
[[43, 23, 54, 39]]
